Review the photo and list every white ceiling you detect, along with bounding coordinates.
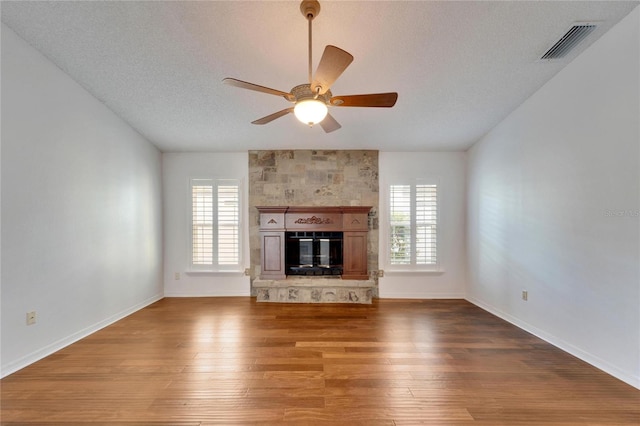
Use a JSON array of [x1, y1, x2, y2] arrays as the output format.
[[2, 1, 637, 152]]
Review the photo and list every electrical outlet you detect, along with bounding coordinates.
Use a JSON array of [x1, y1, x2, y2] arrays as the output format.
[[378, 270, 385, 278], [522, 290, 528, 301], [244, 268, 251, 276], [26, 311, 36, 325], [174, 272, 180, 280]]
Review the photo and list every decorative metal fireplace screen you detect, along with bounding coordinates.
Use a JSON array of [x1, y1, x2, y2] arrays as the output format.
[[285, 231, 343, 276]]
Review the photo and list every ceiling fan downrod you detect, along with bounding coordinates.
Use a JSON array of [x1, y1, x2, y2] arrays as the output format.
[[300, 0, 321, 85]]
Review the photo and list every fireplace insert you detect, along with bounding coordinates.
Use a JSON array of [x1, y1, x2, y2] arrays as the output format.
[[285, 231, 343, 276]]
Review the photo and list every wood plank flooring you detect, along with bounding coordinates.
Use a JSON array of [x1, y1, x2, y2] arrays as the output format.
[[1, 298, 638, 425]]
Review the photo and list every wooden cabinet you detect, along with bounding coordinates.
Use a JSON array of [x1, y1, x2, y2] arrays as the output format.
[[342, 232, 368, 280], [257, 206, 371, 280], [257, 207, 287, 280], [260, 232, 285, 279]]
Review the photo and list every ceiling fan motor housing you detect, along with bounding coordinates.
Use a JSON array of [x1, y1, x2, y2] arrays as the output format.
[[291, 84, 332, 104]]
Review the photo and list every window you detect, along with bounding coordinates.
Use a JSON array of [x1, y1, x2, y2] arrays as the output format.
[[191, 178, 241, 270], [388, 182, 438, 268]]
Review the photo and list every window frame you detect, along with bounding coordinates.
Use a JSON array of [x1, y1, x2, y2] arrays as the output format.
[[383, 177, 441, 273], [188, 177, 243, 273]]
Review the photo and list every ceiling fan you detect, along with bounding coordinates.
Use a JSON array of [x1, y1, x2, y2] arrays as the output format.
[[223, 0, 398, 133]]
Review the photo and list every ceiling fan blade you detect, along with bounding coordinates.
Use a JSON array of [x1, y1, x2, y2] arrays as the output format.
[[251, 108, 294, 125], [319, 113, 341, 133], [223, 78, 293, 100], [330, 92, 398, 108], [311, 45, 354, 95]]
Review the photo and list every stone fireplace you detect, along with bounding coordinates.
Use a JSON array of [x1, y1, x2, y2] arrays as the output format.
[[249, 150, 379, 303]]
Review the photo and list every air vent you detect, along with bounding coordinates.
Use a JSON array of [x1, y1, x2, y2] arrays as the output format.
[[540, 24, 597, 60]]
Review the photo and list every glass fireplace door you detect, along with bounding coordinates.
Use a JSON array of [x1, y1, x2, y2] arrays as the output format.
[[286, 232, 343, 275]]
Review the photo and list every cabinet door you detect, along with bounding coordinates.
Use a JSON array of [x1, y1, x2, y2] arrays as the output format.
[[342, 232, 368, 280], [260, 232, 285, 279]]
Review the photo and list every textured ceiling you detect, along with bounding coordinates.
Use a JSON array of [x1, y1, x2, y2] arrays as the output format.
[[1, 1, 638, 152]]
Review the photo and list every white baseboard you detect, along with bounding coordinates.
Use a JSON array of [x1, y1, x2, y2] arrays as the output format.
[[163, 291, 251, 297], [1, 293, 163, 378], [379, 291, 465, 299], [466, 296, 640, 390]]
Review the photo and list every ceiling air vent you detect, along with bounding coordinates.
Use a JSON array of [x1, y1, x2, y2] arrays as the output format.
[[540, 24, 597, 60]]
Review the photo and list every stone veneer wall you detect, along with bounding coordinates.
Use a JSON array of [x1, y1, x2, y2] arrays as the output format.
[[249, 150, 379, 296]]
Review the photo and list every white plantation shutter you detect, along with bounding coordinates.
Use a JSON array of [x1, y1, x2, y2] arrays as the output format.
[[217, 184, 239, 265], [191, 179, 241, 269], [192, 181, 214, 265], [389, 185, 411, 264], [415, 184, 437, 265], [388, 182, 438, 268]]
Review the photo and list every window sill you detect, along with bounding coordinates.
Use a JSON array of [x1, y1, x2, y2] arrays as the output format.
[[185, 270, 246, 277], [383, 269, 445, 276]]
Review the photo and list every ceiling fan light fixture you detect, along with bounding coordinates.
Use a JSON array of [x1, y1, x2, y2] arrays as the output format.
[[294, 99, 328, 126]]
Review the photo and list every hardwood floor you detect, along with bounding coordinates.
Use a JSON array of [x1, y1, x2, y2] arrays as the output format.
[[1, 298, 638, 425]]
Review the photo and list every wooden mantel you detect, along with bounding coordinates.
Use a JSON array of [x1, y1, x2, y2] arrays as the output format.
[[257, 206, 371, 280]]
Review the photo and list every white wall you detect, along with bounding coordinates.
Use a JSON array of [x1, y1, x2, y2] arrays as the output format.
[[466, 8, 639, 388], [163, 152, 250, 296], [1, 24, 164, 377], [379, 152, 467, 298]]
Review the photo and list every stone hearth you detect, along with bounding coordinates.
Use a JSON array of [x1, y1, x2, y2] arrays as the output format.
[[254, 277, 374, 304]]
